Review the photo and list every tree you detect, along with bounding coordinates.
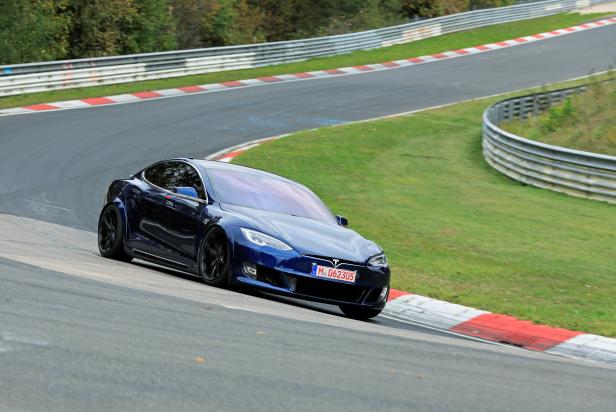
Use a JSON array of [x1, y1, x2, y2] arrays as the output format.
[[172, 0, 230, 48], [439, 0, 467, 14], [0, 0, 71, 65], [125, 0, 177, 53], [68, 0, 138, 58], [172, 0, 264, 48], [318, 0, 406, 36], [468, 0, 514, 10], [225, 0, 265, 45], [255, 0, 341, 41], [401, 0, 444, 18]]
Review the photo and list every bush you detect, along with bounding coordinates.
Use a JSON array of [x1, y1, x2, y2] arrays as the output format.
[[0, 0, 527, 64], [0, 0, 71, 65], [541, 98, 576, 133], [468, 0, 515, 10]]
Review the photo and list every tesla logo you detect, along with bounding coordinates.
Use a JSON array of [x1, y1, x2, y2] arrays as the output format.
[[332, 259, 340, 267]]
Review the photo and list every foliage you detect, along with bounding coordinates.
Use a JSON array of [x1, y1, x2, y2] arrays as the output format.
[[68, 0, 138, 57], [504, 79, 616, 156], [401, 0, 507, 18], [2, 0, 529, 64], [401, 0, 444, 18], [541, 98, 576, 133], [127, 0, 178, 53], [468, 0, 514, 10], [0, 0, 71, 64]]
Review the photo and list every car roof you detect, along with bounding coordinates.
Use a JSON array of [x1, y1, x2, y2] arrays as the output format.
[[185, 158, 302, 186]]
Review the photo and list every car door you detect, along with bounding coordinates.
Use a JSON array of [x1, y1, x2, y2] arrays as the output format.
[[128, 161, 178, 257], [155, 162, 207, 263]]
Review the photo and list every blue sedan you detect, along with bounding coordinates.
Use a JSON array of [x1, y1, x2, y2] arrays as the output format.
[[98, 159, 390, 319]]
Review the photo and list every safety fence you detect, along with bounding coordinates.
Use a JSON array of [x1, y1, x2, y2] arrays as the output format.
[[482, 83, 616, 204]]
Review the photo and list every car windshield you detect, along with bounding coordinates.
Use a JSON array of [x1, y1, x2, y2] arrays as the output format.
[[207, 168, 336, 223]]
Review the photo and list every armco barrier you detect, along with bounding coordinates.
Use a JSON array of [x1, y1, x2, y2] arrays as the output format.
[[0, 0, 611, 97], [483, 83, 616, 204]]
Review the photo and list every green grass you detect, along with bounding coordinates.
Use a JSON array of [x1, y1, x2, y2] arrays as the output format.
[[1, 12, 611, 110], [234, 76, 616, 337], [503, 79, 616, 156]]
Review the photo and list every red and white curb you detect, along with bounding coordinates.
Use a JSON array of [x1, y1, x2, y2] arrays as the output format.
[[205, 135, 288, 163], [384, 292, 616, 365], [207, 138, 616, 367], [2, 17, 616, 117]]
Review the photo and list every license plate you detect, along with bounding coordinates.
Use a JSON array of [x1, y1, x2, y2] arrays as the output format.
[[311, 264, 357, 283]]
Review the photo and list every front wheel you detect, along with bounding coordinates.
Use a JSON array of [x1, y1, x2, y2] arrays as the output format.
[[198, 227, 231, 287], [98, 204, 132, 262], [339, 305, 383, 320]]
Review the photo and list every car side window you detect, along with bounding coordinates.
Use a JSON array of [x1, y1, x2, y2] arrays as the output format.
[[144, 161, 206, 199], [170, 162, 206, 200], [143, 161, 176, 189]]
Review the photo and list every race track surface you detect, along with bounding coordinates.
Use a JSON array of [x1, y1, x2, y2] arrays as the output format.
[[1, 23, 615, 411]]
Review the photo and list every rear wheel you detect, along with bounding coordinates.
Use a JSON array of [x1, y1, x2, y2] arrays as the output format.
[[198, 227, 230, 287], [98, 204, 132, 262], [339, 305, 383, 320]]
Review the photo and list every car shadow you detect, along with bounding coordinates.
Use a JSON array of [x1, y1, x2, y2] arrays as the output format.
[[131, 259, 482, 344], [130, 259, 344, 317], [130, 259, 480, 338]]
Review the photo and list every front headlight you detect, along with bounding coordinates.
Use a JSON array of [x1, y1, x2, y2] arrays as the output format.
[[368, 253, 388, 267], [240, 228, 293, 251]]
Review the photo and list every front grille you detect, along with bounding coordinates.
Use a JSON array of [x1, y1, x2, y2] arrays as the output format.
[[294, 276, 366, 303]]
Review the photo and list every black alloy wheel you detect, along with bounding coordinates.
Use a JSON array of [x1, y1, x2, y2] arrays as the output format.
[[98, 204, 132, 262], [199, 227, 230, 286]]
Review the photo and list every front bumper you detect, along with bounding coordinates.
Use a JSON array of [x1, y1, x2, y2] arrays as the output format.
[[228, 228, 390, 308]]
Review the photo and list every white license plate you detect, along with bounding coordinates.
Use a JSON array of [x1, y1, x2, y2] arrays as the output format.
[[311, 264, 357, 283]]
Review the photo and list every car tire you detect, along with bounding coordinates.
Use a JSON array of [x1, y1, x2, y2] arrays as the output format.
[[339, 305, 383, 320], [98, 204, 132, 262], [198, 227, 231, 287]]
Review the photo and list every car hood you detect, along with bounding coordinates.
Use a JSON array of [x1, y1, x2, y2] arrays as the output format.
[[220, 203, 381, 263]]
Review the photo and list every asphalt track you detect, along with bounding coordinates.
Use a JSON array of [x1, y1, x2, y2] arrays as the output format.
[[1, 22, 616, 411]]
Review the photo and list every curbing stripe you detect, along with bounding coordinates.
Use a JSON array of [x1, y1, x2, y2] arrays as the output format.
[[81, 97, 115, 105], [450, 313, 583, 351], [2, 17, 616, 117], [547, 334, 616, 365], [221, 81, 244, 87], [293, 72, 315, 79], [132, 91, 162, 99], [23, 104, 58, 111], [385, 294, 489, 331], [178, 85, 207, 92]]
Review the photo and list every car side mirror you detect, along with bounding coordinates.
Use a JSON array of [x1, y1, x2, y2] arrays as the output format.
[[173, 186, 199, 199], [336, 215, 348, 227]]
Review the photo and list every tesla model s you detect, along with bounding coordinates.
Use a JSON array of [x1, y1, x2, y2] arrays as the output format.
[[98, 158, 390, 319]]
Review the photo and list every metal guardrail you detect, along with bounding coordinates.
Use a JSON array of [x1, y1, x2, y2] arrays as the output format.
[[483, 83, 616, 204], [0, 0, 611, 97]]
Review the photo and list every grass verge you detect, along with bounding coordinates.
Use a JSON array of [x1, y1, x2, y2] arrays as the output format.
[[234, 74, 616, 337], [0, 12, 611, 110], [503, 78, 616, 156]]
